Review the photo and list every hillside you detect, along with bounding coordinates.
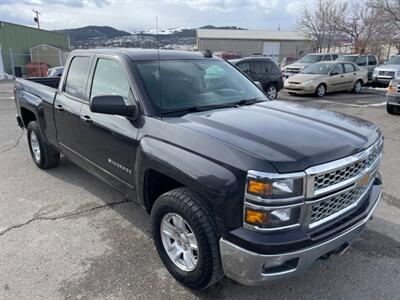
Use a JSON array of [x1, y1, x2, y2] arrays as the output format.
[[56, 25, 246, 48], [55, 26, 131, 42]]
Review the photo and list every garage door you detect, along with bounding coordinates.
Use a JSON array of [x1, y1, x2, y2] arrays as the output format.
[[262, 42, 280, 62]]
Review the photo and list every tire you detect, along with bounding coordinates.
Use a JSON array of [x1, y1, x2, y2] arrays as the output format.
[[151, 187, 223, 289], [315, 84, 326, 97], [27, 121, 60, 169], [353, 80, 363, 93], [266, 85, 278, 100], [387, 103, 399, 115]]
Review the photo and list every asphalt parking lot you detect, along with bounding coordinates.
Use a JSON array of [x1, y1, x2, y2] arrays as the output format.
[[0, 81, 399, 299]]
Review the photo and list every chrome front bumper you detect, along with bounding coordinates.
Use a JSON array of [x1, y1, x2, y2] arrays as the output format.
[[219, 183, 382, 286]]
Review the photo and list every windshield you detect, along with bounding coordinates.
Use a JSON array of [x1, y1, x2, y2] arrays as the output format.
[[337, 56, 357, 63], [298, 54, 323, 63], [134, 59, 268, 115], [302, 63, 331, 74], [387, 56, 400, 65]]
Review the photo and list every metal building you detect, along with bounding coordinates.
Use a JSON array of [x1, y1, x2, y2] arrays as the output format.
[[196, 29, 314, 63], [0, 21, 70, 76]]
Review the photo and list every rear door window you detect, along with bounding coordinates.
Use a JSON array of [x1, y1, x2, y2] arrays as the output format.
[[250, 62, 263, 75], [368, 55, 377, 65], [64, 56, 91, 100], [332, 54, 338, 60]]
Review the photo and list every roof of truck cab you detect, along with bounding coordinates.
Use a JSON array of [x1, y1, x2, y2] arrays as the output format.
[[70, 48, 221, 61]]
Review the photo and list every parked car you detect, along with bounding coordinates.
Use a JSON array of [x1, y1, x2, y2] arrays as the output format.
[[15, 49, 383, 289], [47, 66, 64, 77], [386, 79, 400, 114], [284, 61, 368, 97], [336, 54, 378, 81], [372, 55, 400, 86], [230, 57, 283, 99], [282, 53, 338, 78]]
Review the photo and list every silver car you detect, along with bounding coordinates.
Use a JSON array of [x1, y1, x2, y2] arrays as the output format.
[[284, 61, 368, 97], [372, 55, 400, 87]]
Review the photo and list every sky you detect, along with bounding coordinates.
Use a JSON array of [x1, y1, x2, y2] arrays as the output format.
[[0, 0, 314, 32]]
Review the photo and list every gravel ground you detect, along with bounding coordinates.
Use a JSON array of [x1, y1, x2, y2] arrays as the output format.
[[0, 81, 399, 299]]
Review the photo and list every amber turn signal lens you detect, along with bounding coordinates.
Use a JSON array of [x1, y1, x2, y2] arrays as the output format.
[[247, 179, 272, 196], [245, 209, 269, 225]]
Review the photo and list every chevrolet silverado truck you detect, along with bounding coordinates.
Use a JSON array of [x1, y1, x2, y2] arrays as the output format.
[[14, 49, 383, 289]]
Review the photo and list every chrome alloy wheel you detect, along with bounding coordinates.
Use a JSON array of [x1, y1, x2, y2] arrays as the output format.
[[160, 213, 199, 271], [267, 86, 277, 99], [354, 81, 362, 93], [30, 131, 41, 162], [317, 84, 325, 97]]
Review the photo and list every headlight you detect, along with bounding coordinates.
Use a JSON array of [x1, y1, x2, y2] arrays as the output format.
[[244, 171, 305, 230], [373, 69, 378, 75], [247, 176, 304, 199], [303, 79, 314, 86]]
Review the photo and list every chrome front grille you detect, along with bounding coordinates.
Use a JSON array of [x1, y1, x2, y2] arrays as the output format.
[[309, 184, 368, 225], [314, 143, 381, 191], [305, 137, 383, 228]]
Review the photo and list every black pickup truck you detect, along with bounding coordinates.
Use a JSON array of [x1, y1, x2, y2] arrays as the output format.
[[14, 49, 383, 289]]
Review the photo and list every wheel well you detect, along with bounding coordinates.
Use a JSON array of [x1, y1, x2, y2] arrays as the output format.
[[20, 108, 36, 127], [144, 169, 184, 213]]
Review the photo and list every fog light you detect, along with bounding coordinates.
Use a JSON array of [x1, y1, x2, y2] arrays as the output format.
[[245, 209, 268, 225]]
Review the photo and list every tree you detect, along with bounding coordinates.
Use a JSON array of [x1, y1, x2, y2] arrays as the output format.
[[297, 0, 346, 52]]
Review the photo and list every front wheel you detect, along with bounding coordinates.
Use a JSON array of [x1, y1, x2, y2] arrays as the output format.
[[315, 84, 326, 97], [353, 80, 363, 93], [266, 85, 278, 99], [151, 187, 223, 289]]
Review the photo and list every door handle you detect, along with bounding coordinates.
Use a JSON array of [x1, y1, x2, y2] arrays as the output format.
[[80, 115, 93, 124], [353, 73, 356, 75], [340, 75, 344, 77], [55, 104, 64, 112]]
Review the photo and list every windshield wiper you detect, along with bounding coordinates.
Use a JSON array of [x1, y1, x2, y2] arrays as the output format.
[[235, 98, 262, 106], [160, 99, 265, 116], [161, 103, 237, 116]]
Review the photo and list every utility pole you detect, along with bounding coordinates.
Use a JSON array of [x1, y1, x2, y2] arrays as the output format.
[[32, 9, 40, 29]]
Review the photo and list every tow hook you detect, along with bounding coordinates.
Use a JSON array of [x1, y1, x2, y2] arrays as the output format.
[[319, 243, 351, 261]]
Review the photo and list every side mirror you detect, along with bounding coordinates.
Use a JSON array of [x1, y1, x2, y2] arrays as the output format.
[[254, 81, 263, 89], [90, 95, 138, 119]]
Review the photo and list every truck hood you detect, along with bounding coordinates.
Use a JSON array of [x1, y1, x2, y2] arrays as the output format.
[[375, 64, 400, 72], [173, 101, 380, 173]]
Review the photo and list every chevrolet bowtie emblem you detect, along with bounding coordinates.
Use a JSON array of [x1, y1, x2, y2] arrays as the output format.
[[356, 172, 370, 187]]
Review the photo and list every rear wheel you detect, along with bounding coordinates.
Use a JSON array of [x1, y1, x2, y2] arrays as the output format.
[[353, 80, 363, 93], [151, 187, 223, 289], [315, 84, 326, 97], [27, 121, 60, 169], [387, 103, 400, 115], [266, 85, 278, 99]]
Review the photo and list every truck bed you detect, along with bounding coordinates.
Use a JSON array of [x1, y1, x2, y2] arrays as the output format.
[[15, 77, 58, 103]]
